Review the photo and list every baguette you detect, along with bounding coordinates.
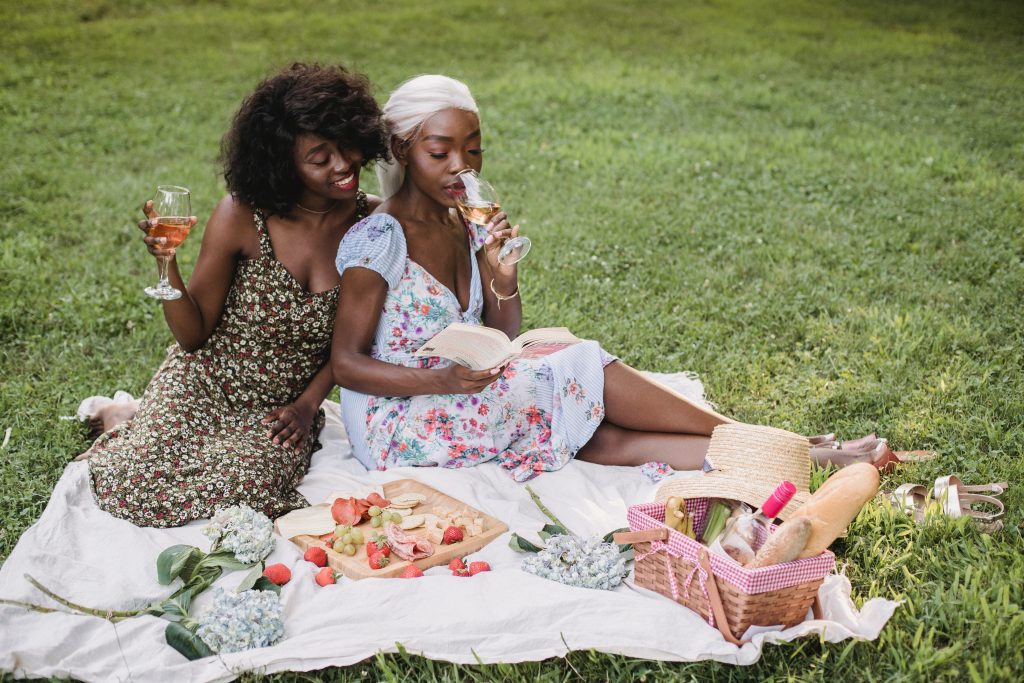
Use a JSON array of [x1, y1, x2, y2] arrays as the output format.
[[790, 462, 879, 558], [746, 518, 813, 568]]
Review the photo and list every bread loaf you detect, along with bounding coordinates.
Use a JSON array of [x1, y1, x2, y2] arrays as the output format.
[[789, 462, 879, 558], [746, 517, 813, 568]]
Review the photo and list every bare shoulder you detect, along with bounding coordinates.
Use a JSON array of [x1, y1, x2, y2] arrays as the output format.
[[203, 195, 259, 255], [365, 193, 384, 213]]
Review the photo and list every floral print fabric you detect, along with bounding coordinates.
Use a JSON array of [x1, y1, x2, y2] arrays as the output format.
[[87, 199, 366, 527], [337, 213, 615, 482]]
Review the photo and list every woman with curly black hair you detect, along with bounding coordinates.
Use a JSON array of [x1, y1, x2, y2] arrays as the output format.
[[82, 63, 387, 527]]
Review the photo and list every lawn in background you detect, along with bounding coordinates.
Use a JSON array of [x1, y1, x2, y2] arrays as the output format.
[[1, 0, 1023, 680]]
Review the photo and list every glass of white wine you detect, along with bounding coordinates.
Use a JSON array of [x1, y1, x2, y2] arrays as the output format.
[[454, 169, 530, 266], [144, 185, 192, 300]]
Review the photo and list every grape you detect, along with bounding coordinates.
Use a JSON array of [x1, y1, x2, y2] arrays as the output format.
[[349, 528, 364, 544], [341, 532, 355, 545], [332, 539, 346, 553], [370, 516, 382, 528], [343, 544, 356, 556], [368, 506, 382, 517], [334, 524, 351, 537]]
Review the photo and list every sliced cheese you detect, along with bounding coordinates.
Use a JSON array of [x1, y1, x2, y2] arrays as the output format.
[[273, 504, 335, 540]]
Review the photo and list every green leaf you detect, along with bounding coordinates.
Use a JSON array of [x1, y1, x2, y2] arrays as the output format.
[[201, 549, 256, 572], [158, 592, 193, 620], [602, 527, 630, 544], [619, 547, 635, 562], [251, 576, 282, 594], [541, 523, 569, 538], [156, 545, 202, 585], [508, 533, 544, 553], [179, 551, 205, 584], [165, 622, 213, 661], [235, 563, 265, 593]]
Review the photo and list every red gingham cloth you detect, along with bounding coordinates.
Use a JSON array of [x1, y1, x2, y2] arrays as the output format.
[[628, 501, 835, 595]]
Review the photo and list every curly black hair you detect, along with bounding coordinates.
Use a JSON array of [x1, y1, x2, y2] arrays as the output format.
[[221, 63, 388, 216]]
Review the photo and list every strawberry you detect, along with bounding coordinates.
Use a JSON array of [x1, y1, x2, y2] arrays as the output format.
[[366, 538, 390, 557], [303, 546, 328, 567], [262, 563, 291, 585], [368, 551, 390, 570], [468, 561, 491, 576], [442, 526, 464, 545], [448, 557, 469, 576], [400, 565, 424, 578], [314, 567, 337, 586]]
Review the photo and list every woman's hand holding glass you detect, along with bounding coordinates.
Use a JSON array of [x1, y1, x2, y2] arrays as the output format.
[[455, 169, 531, 267], [139, 186, 199, 300]]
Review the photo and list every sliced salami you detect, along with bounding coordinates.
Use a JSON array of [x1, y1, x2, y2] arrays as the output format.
[[385, 523, 435, 560]]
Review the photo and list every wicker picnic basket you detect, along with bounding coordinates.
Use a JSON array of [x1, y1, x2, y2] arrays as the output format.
[[616, 499, 835, 644]]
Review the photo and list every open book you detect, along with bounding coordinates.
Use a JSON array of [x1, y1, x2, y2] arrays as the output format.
[[414, 323, 582, 370]]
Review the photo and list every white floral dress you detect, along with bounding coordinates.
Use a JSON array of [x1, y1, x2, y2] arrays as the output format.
[[337, 213, 615, 482]]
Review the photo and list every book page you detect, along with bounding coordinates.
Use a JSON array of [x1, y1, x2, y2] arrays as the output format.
[[512, 327, 581, 351], [414, 323, 514, 370]]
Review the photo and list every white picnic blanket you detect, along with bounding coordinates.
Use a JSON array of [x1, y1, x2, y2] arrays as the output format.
[[0, 374, 899, 682]]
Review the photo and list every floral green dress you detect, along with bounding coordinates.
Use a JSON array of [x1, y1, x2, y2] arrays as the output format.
[[87, 200, 364, 527]]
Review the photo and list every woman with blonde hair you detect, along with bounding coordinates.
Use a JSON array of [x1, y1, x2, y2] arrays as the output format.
[[331, 74, 736, 481]]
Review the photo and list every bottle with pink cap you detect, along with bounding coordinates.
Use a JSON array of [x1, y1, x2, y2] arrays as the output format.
[[713, 481, 796, 565]]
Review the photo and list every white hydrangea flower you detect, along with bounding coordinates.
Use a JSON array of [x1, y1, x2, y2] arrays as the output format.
[[202, 505, 274, 564], [196, 589, 285, 654], [521, 534, 626, 590]]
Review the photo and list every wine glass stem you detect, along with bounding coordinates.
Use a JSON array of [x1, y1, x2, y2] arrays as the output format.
[[156, 254, 170, 288]]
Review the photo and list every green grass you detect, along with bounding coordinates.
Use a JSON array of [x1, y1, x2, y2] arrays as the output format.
[[2, 0, 1023, 680]]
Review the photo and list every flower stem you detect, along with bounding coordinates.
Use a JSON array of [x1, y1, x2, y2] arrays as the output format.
[[524, 485, 574, 535], [24, 574, 143, 621], [0, 598, 63, 614]]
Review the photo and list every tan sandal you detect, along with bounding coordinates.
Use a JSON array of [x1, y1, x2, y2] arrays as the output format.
[[812, 439, 937, 473], [888, 477, 1006, 533], [889, 483, 930, 522], [933, 475, 1007, 533]]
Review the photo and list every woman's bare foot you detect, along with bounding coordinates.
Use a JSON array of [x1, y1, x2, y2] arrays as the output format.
[[86, 401, 140, 440]]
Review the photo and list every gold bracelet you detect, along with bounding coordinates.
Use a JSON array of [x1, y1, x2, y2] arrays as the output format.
[[489, 278, 520, 310]]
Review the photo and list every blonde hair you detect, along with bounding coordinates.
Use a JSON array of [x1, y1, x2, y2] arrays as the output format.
[[376, 75, 479, 199]]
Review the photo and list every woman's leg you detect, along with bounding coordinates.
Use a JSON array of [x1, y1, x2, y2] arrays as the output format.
[[576, 422, 710, 470], [602, 361, 733, 435]]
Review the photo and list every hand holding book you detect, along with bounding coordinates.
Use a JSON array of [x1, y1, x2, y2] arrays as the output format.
[[415, 323, 582, 371]]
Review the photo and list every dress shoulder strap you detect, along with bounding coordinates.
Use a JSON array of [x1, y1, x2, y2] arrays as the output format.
[[253, 210, 274, 257]]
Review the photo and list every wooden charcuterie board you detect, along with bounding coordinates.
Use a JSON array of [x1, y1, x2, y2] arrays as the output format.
[[287, 479, 507, 580]]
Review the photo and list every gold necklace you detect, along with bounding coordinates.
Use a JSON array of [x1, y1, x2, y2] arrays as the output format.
[[296, 201, 337, 215]]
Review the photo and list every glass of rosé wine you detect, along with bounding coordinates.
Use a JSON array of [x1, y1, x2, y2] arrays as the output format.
[[454, 169, 530, 266], [144, 185, 192, 300]]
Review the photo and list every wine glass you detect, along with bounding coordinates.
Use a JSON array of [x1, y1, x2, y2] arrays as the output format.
[[144, 185, 192, 300], [454, 169, 531, 266]]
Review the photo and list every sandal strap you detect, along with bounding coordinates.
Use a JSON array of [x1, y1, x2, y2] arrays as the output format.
[[957, 493, 1005, 523], [957, 482, 1009, 497], [890, 484, 928, 520]]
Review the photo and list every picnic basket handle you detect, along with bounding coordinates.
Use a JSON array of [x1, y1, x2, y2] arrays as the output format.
[[613, 528, 670, 544], [697, 548, 750, 646]]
